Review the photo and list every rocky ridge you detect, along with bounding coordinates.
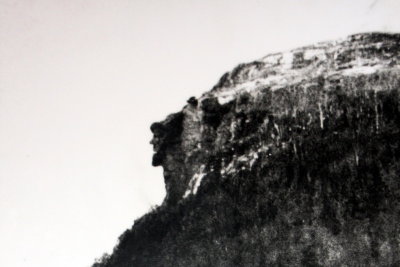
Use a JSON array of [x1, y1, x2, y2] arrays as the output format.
[[94, 33, 400, 266], [152, 32, 400, 205]]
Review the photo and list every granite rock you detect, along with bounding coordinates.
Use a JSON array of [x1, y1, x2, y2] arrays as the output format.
[[94, 33, 400, 267]]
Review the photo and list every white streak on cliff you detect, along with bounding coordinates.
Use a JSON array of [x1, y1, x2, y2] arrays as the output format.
[[183, 165, 206, 198]]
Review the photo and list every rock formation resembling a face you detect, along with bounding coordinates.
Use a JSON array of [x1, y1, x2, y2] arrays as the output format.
[[94, 33, 400, 267]]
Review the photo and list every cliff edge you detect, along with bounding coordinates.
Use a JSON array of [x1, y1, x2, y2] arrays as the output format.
[[94, 33, 400, 266]]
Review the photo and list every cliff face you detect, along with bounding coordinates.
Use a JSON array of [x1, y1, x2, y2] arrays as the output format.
[[94, 33, 400, 267]]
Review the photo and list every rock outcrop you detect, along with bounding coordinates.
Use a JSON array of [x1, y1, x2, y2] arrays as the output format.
[[94, 33, 400, 267]]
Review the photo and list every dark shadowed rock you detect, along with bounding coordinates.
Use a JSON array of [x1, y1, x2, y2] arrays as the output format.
[[94, 33, 400, 267]]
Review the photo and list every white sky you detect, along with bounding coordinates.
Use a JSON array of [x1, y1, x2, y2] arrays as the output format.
[[0, 0, 399, 266]]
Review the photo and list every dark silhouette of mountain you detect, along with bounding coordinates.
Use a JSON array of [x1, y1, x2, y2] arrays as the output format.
[[94, 33, 400, 266]]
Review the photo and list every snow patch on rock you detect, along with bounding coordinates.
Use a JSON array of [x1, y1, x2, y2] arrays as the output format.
[[342, 65, 382, 75]]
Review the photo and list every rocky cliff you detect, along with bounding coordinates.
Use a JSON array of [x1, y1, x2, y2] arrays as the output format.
[[94, 33, 400, 266]]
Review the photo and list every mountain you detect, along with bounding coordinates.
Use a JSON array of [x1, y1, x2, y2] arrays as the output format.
[[94, 33, 400, 266]]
